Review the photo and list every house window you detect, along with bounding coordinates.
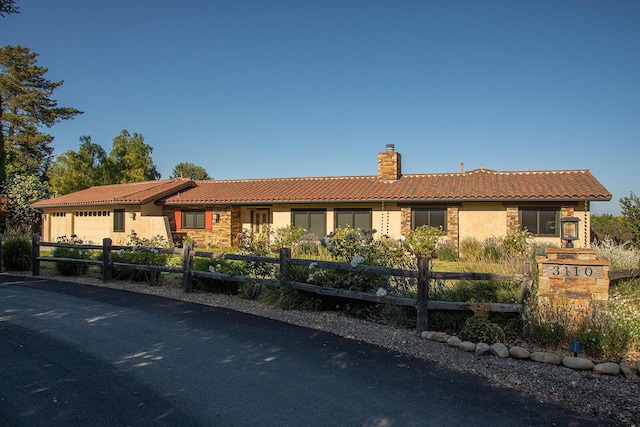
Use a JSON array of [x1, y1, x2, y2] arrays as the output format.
[[292, 209, 326, 238], [412, 208, 447, 231], [182, 210, 205, 229], [113, 209, 125, 232], [335, 209, 372, 230], [520, 208, 559, 236]]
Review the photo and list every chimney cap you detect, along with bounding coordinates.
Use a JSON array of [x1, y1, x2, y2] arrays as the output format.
[[385, 144, 395, 152]]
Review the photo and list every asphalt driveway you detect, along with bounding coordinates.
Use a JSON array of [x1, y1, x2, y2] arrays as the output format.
[[0, 275, 606, 426]]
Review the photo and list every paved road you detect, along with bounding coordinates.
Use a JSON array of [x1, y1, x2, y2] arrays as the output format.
[[0, 275, 605, 426]]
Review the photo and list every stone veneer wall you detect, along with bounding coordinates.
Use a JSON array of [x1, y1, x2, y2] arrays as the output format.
[[377, 150, 401, 180], [162, 205, 237, 248], [400, 206, 411, 236], [447, 206, 459, 248], [506, 205, 519, 233], [536, 248, 610, 326]]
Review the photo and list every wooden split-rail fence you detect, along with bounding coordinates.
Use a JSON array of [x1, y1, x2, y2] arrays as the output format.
[[12, 235, 545, 333]]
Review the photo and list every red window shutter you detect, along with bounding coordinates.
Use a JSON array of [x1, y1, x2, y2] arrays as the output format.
[[175, 209, 182, 230], [205, 210, 213, 231]]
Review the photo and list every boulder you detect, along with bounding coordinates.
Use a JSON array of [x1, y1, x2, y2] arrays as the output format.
[[490, 343, 510, 358], [475, 342, 491, 355], [447, 336, 462, 347], [431, 332, 450, 343], [562, 356, 594, 371], [509, 346, 530, 360], [620, 361, 637, 379], [593, 362, 621, 376], [530, 352, 562, 365], [458, 341, 476, 352], [420, 331, 435, 340]]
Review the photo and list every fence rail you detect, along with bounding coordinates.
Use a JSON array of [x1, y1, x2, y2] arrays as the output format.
[[2, 235, 541, 332]]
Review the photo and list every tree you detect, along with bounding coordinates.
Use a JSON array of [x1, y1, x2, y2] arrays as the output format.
[[170, 162, 211, 180], [619, 192, 640, 248], [48, 135, 107, 194], [4, 174, 51, 234], [0, 45, 82, 184], [0, 0, 19, 17], [105, 130, 160, 183]]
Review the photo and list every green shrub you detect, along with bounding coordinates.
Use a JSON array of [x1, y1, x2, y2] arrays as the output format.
[[459, 303, 505, 343], [112, 248, 168, 284], [2, 235, 31, 271], [191, 256, 247, 294], [436, 240, 458, 261], [481, 237, 503, 263], [459, 237, 482, 262], [52, 235, 92, 276]]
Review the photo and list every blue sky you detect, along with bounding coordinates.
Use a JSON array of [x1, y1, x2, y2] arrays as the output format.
[[3, 0, 638, 215]]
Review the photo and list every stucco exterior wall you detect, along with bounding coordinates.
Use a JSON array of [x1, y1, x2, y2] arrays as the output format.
[[458, 203, 508, 243]]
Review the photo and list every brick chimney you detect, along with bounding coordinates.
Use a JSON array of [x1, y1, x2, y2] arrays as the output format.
[[378, 144, 401, 180]]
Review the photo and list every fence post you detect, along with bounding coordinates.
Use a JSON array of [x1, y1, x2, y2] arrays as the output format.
[[182, 242, 194, 293], [416, 257, 431, 334], [520, 260, 533, 304], [279, 247, 291, 286], [102, 238, 112, 283], [31, 234, 41, 276]]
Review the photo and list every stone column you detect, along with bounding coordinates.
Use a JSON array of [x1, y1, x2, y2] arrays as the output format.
[[536, 248, 610, 327]]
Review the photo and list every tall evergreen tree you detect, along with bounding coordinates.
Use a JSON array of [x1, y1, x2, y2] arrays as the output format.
[[0, 45, 82, 184], [0, 0, 19, 17]]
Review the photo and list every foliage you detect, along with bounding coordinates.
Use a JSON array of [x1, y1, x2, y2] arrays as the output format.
[[192, 256, 247, 294], [271, 225, 308, 250], [260, 283, 323, 311], [501, 229, 535, 260], [170, 162, 211, 180], [3, 174, 52, 234], [459, 303, 505, 343], [436, 240, 458, 261], [459, 237, 483, 262], [0, 45, 82, 184], [48, 136, 107, 194], [591, 213, 633, 245], [48, 131, 161, 193], [111, 231, 169, 284], [1, 234, 30, 271], [592, 238, 640, 270], [322, 227, 376, 261], [235, 229, 277, 278], [52, 235, 92, 275], [105, 130, 161, 183], [0, 0, 20, 17], [619, 192, 640, 248], [403, 225, 445, 258]]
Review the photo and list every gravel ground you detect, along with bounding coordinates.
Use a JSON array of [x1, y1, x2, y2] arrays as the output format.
[[7, 270, 639, 426]]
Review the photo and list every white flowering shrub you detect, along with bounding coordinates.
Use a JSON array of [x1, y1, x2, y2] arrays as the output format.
[[52, 235, 93, 275], [592, 238, 640, 270]]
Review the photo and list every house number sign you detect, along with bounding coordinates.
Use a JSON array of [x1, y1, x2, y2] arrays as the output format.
[[542, 265, 604, 279]]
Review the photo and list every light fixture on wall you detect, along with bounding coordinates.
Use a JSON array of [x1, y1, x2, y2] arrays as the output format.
[[560, 217, 580, 248], [213, 213, 220, 222], [129, 211, 136, 220]]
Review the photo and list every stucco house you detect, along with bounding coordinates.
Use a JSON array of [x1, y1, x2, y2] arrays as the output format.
[[32, 145, 611, 249]]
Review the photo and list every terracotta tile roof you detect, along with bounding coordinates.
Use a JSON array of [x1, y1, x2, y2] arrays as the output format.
[[32, 178, 196, 208], [160, 168, 611, 205], [31, 169, 611, 209]]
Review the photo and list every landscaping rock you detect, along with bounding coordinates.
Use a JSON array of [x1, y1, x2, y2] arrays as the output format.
[[509, 346, 530, 360], [593, 362, 621, 376], [458, 341, 476, 352], [431, 332, 450, 343], [420, 331, 435, 340], [475, 342, 491, 355], [562, 356, 595, 371], [447, 336, 462, 347], [490, 343, 510, 358], [530, 352, 562, 365], [620, 361, 638, 379]]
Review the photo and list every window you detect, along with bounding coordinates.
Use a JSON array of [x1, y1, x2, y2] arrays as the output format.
[[182, 210, 205, 229], [292, 209, 326, 238], [335, 209, 372, 230], [412, 208, 447, 231], [113, 209, 125, 232], [520, 208, 559, 236]]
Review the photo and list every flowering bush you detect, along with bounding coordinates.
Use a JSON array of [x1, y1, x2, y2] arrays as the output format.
[[52, 235, 93, 276], [111, 231, 169, 284], [403, 226, 444, 258], [592, 238, 640, 270]]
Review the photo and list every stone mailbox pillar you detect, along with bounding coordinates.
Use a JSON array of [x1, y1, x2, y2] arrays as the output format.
[[536, 248, 610, 326]]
